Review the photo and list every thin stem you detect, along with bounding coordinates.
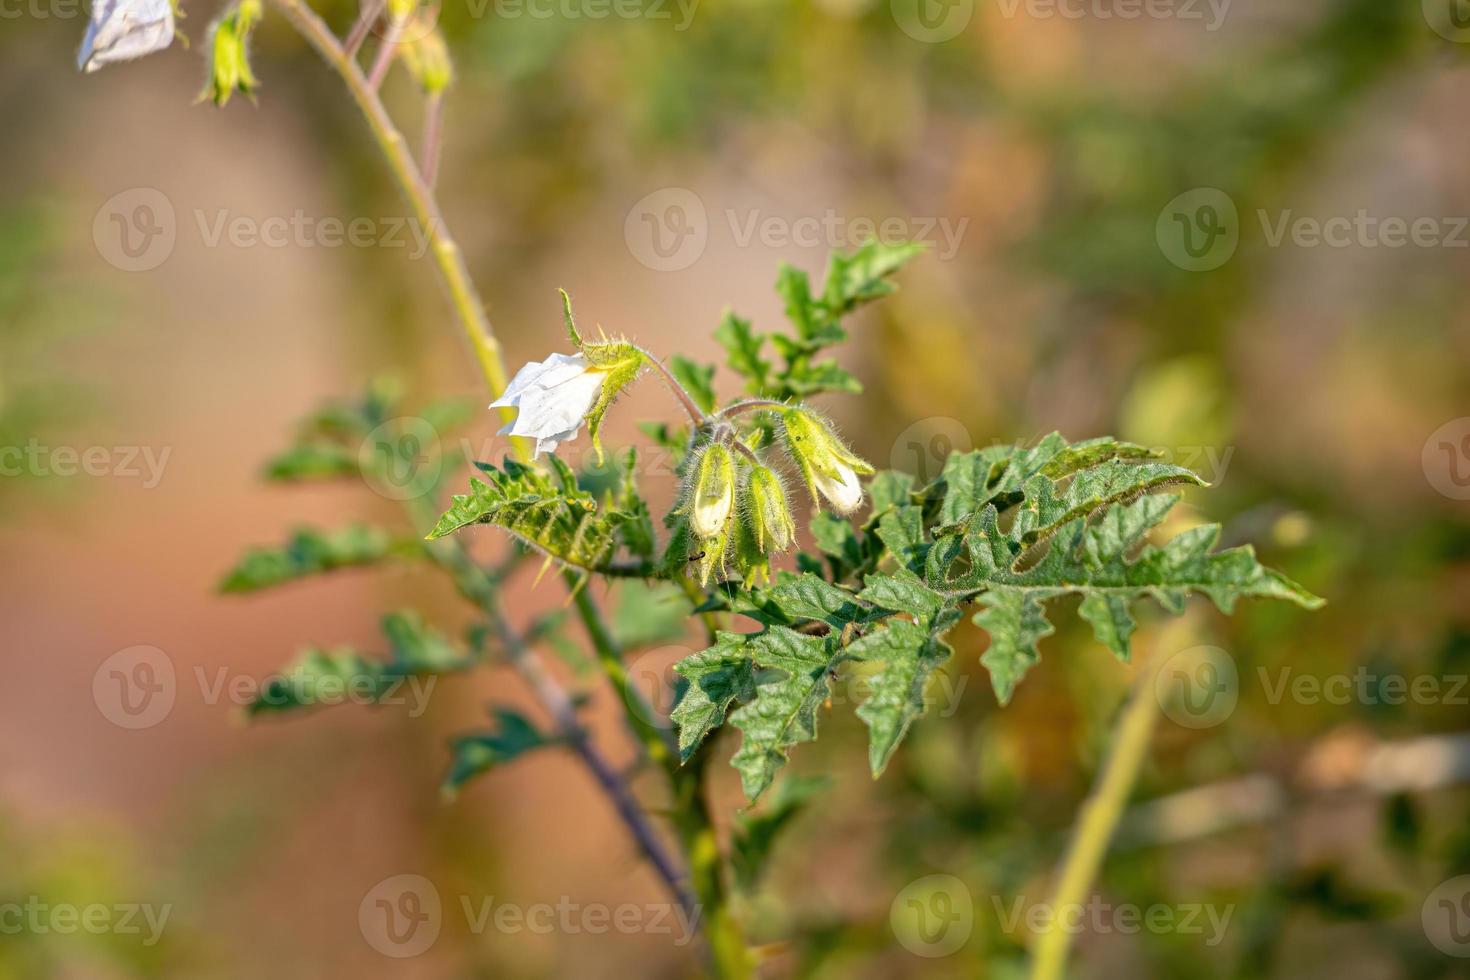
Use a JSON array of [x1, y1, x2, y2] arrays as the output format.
[[407, 496, 691, 914], [422, 91, 445, 188], [632, 345, 708, 427], [717, 398, 791, 419], [342, 0, 382, 59], [565, 572, 749, 980], [1029, 636, 1170, 980], [266, 0, 528, 461], [366, 14, 403, 90], [728, 440, 762, 468]]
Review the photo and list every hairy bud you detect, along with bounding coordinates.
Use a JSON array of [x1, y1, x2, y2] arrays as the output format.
[[781, 409, 874, 515], [200, 0, 263, 107], [688, 443, 736, 540], [745, 465, 796, 553]]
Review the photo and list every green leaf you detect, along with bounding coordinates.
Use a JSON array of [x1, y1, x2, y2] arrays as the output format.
[[263, 444, 357, 481], [731, 776, 828, 891], [729, 628, 841, 801], [810, 511, 863, 573], [849, 610, 958, 775], [428, 459, 646, 575], [822, 240, 926, 312], [974, 588, 1056, 705], [219, 525, 409, 593], [612, 581, 689, 649], [247, 612, 471, 718], [1078, 592, 1137, 661], [671, 633, 760, 761], [858, 569, 946, 621], [714, 311, 772, 394], [670, 355, 718, 413], [442, 707, 554, 798]]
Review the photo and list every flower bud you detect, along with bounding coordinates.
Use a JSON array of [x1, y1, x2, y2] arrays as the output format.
[[400, 23, 453, 94], [745, 465, 795, 553], [199, 0, 262, 106], [781, 409, 874, 516], [688, 444, 736, 539]]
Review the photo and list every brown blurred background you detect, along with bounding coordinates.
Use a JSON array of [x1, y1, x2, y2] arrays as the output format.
[[2, 0, 1469, 977]]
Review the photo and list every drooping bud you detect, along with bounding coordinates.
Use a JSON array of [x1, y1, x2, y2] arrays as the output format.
[[745, 465, 796, 553], [781, 409, 874, 516], [688, 443, 736, 540], [199, 0, 262, 107], [400, 22, 453, 94]]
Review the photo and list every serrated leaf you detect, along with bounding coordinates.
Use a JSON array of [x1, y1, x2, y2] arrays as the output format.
[[822, 240, 926, 312], [974, 588, 1056, 705], [1078, 592, 1137, 661], [850, 615, 956, 775], [220, 525, 408, 593], [858, 569, 945, 621], [867, 470, 916, 518], [442, 707, 554, 797], [429, 459, 645, 575], [810, 511, 863, 572], [729, 628, 840, 801], [671, 633, 760, 761], [745, 573, 871, 629]]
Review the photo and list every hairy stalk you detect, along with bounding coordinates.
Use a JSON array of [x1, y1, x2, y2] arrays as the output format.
[[566, 575, 750, 980], [632, 345, 709, 427], [717, 399, 790, 419], [266, 0, 526, 460], [1028, 626, 1177, 980]]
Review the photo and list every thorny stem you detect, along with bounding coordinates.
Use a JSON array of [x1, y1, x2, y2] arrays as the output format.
[[266, 0, 528, 461], [407, 497, 692, 915], [566, 574, 750, 980], [268, 2, 748, 971]]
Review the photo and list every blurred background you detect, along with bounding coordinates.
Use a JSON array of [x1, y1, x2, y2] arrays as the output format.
[[3, 0, 1469, 976]]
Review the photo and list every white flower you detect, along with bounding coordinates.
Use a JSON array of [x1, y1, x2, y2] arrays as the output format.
[[78, 0, 175, 73], [811, 465, 863, 515], [491, 352, 605, 457]]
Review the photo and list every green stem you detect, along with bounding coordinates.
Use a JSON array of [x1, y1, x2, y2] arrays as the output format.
[[267, 0, 528, 461], [565, 574, 750, 980], [1029, 646, 1166, 980]]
